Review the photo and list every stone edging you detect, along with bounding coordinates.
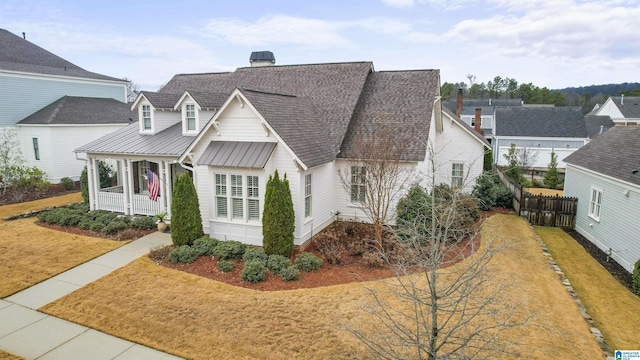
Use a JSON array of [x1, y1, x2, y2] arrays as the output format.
[[531, 227, 613, 359], [2, 202, 81, 221]]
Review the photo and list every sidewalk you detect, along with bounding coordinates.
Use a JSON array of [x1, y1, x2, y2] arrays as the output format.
[[0, 231, 182, 359]]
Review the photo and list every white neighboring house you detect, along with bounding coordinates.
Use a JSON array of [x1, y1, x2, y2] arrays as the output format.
[[564, 126, 640, 273], [0, 28, 129, 182], [593, 95, 640, 125], [76, 55, 488, 246]]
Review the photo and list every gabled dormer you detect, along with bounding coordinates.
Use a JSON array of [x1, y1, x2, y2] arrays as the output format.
[[131, 94, 155, 134], [175, 92, 201, 136], [131, 91, 183, 135]]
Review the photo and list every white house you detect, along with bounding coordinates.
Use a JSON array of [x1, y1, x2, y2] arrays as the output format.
[[564, 126, 640, 273], [76, 54, 489, 246], [0, 28, 130, 182], [594, 96, 640, 125]]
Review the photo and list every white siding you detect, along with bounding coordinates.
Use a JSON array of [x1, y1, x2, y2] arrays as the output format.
[[296, 162, 337, 244], [496, 146, 576, 169], [433, 113, 486, 192], [18, 124, 126, 182], [153, 110, 180, 133], [565, 164, 640, 273], [594, 98, 624, 119]]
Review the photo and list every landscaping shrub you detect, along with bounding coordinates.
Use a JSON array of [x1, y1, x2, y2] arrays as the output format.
[[266, 254, 291, 274], [60, 177, 75, 190], [543, 152, 560, 188], [294, 252, 323, 272], [171, 173, 203, 246], [494, 186, 513, 209], [262, 170, 295, 257], [315, 233, 344, 265], [280, 266, 301, 281], [168, 245, 200, 264], [94, 212, 118, 226], [243, 247, 268, 265], [78, 219, 93, 230], [241, 259, 266, 282], [472, 172, 498, 211], [12, 166, 50, 196], [89, 222, 105, 233], [396, 183, 433, 238], [102, 220, 128, 236], [114, 228, 142, 241], [212, 241, 246, 260], [362, 252, 386, 268], [80, 161, 114, 204], [347, 239, 368, 257], [131, 216, 156, 230], [633, 259, 640, 296], [218, 260, 235, 273], [193, 237, 220, 256]]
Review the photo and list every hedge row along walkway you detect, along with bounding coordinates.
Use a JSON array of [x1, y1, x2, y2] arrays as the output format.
[[0, 196, 181, 359]]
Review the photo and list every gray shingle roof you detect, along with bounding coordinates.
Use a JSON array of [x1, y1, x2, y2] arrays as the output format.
[[139, 92, 182, 109], [17, 96, 132, 125], [442, 98, 522, 115], [75, 122, 193, 156], [584, 114, 614, 139], [160, 62, 373, 157], [495, 106, 587, 138], [564, 126, 640, 186], [609, 96, 640, 119], [187, 91, 229, 109], [0, 29, 124, 82], [240, 89, 335, 168], [339, 70, 439, 161]]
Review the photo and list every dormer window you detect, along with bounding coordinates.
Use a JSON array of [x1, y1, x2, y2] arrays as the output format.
[[141, 104, 152, 132], [186, 104, 196, 131]]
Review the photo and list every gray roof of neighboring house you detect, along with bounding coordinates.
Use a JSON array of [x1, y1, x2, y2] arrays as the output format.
[[160, 62, 373, 156], [609, 96, 640, 119], [494, 106, 587, 138], [442, 98, 522, 115], [441, 107, 491, 147], [17, 96, 133, 125], [339, 70, 439, 161], [0, 29, 124, 82], [564, 126, 640, 186], [584, 114, 614, 139], [75, 122, 193, 156], [198, 141, 277, 168]]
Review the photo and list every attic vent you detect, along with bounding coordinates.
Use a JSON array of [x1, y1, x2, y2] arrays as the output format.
[[249, 51, 276, 67]]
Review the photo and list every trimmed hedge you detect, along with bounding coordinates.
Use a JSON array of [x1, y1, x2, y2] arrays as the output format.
[[241, 259, 266, 282], [262, 170, 295, 257], [212, 241, 246, 260], [170, 173, 203, 246], [266, 254, 291, 275], [294, 252, 323, 272], [243, 247, 268, 265], [193, 237, 220, 256], [280, 266, 300, 281], [218, 260, 235, 273], [131, 216, 156, 230], [168, 245, 200, 264]]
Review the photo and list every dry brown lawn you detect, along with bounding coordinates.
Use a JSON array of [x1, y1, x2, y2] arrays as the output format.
[[41, 215, 604, 359], [0, 193, 81, 220], [0, 350, 23, 360], [526, 188, 564, 197], [535, 226, 640, 351]]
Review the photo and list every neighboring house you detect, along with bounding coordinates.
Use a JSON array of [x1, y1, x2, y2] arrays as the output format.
[[16, 96, 133, 182], [583, 113, 615, 140], [492, 106, 589, 170], [76, 55, 489, 246], [442, 90, 523, 142], [564, 126, 640, 273], [0, 29, 129, 181], [593, 95, 640, 125]]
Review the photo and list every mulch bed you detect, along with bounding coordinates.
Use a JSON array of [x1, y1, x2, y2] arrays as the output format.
[[36, 222, 156, 242], [563, 229, 633, 291]]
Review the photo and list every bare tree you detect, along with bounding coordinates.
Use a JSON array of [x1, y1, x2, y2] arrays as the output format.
[[0, 127, 24, 195], [348, 149, 530, 359], [339, 126, 415, 247], [122, 77, 140, 102], [518, 146, 539, 169]]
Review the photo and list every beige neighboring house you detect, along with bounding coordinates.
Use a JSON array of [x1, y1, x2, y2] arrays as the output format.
[[76, 53, 489, 246]]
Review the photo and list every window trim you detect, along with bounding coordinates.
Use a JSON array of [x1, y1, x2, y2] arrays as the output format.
[[304, 173, 312, 218], [588, 186, 603, 222], [350, 166, 366, 203], [182, 102, 198, 134], [32, 137, 40, 161], [140, 104, 153, 133], [215, 174, 228, 218], [214, 173, 260, 223], [451, 162, 464, 189]]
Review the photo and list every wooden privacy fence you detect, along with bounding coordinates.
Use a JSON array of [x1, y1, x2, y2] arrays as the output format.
[[494, 166, 577, 228], [520, 193, 577, 228]]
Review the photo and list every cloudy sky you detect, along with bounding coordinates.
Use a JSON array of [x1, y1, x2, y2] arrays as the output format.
[[2, 0, 639, 91]]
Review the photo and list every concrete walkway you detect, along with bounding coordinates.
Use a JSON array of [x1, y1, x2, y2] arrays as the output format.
[[1, 231, 182, 359]]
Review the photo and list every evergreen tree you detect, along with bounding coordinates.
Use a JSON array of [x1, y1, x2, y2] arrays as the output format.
[[503, 144, 522, 183], [483, 148, 494, 172], [171, 172, 203, 246], [262, 170, 295, 257], [543, 152, 560, 188]]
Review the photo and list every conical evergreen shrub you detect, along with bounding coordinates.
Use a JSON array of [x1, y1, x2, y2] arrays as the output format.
[[170, 172, 203, 246], [262, 170, 295, 257]]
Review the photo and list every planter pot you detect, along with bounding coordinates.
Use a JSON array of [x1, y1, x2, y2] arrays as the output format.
[[157, 221, 167, 232]]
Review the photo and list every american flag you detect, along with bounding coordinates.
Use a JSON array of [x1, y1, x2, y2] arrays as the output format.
[[148, 168, 160, 201]]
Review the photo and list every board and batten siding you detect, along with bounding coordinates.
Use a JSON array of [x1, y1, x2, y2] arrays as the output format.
[[493, 137, 586, 169], [564, 164, 640, 273], [18, 124, 128, 182], [0, 73, 126, 126]]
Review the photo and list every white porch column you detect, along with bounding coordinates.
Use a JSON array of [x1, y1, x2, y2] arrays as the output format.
[[122, 159, 131, 215], [158, 160, 166, 213], [126, 159, 134, 215], [165, 161, 173, 218], [87, 156, 96, 211], [90, 157, 100, 210]]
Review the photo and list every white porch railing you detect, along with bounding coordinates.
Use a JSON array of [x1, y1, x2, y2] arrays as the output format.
[[98, 186, 125, 213], [132, 194, 163, 216]]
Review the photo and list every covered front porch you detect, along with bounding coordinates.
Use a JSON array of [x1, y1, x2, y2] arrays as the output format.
[[86, 156, 188, 217]]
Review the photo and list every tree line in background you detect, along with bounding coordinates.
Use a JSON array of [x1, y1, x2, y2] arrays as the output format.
[[442, 75, 640, 114]]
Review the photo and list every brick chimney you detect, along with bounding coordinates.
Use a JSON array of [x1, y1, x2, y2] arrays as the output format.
[[456, 88, 463, 117], [474, 108, 484, 136]]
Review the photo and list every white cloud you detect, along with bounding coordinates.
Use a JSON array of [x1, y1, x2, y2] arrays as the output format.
[[381, 0, 416, 8]]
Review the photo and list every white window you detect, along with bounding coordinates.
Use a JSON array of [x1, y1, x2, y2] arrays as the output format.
[[588, 187, 603, 221], [247, 176, 259, 221], [185, 104, 196, 131], [215, 174, 260, 222], [215, 174, 227, 218], [351, 166, 366, 203], [142, 105, 152, 131], [305, 174, 312, 218], [451, 163, 464, 188]]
